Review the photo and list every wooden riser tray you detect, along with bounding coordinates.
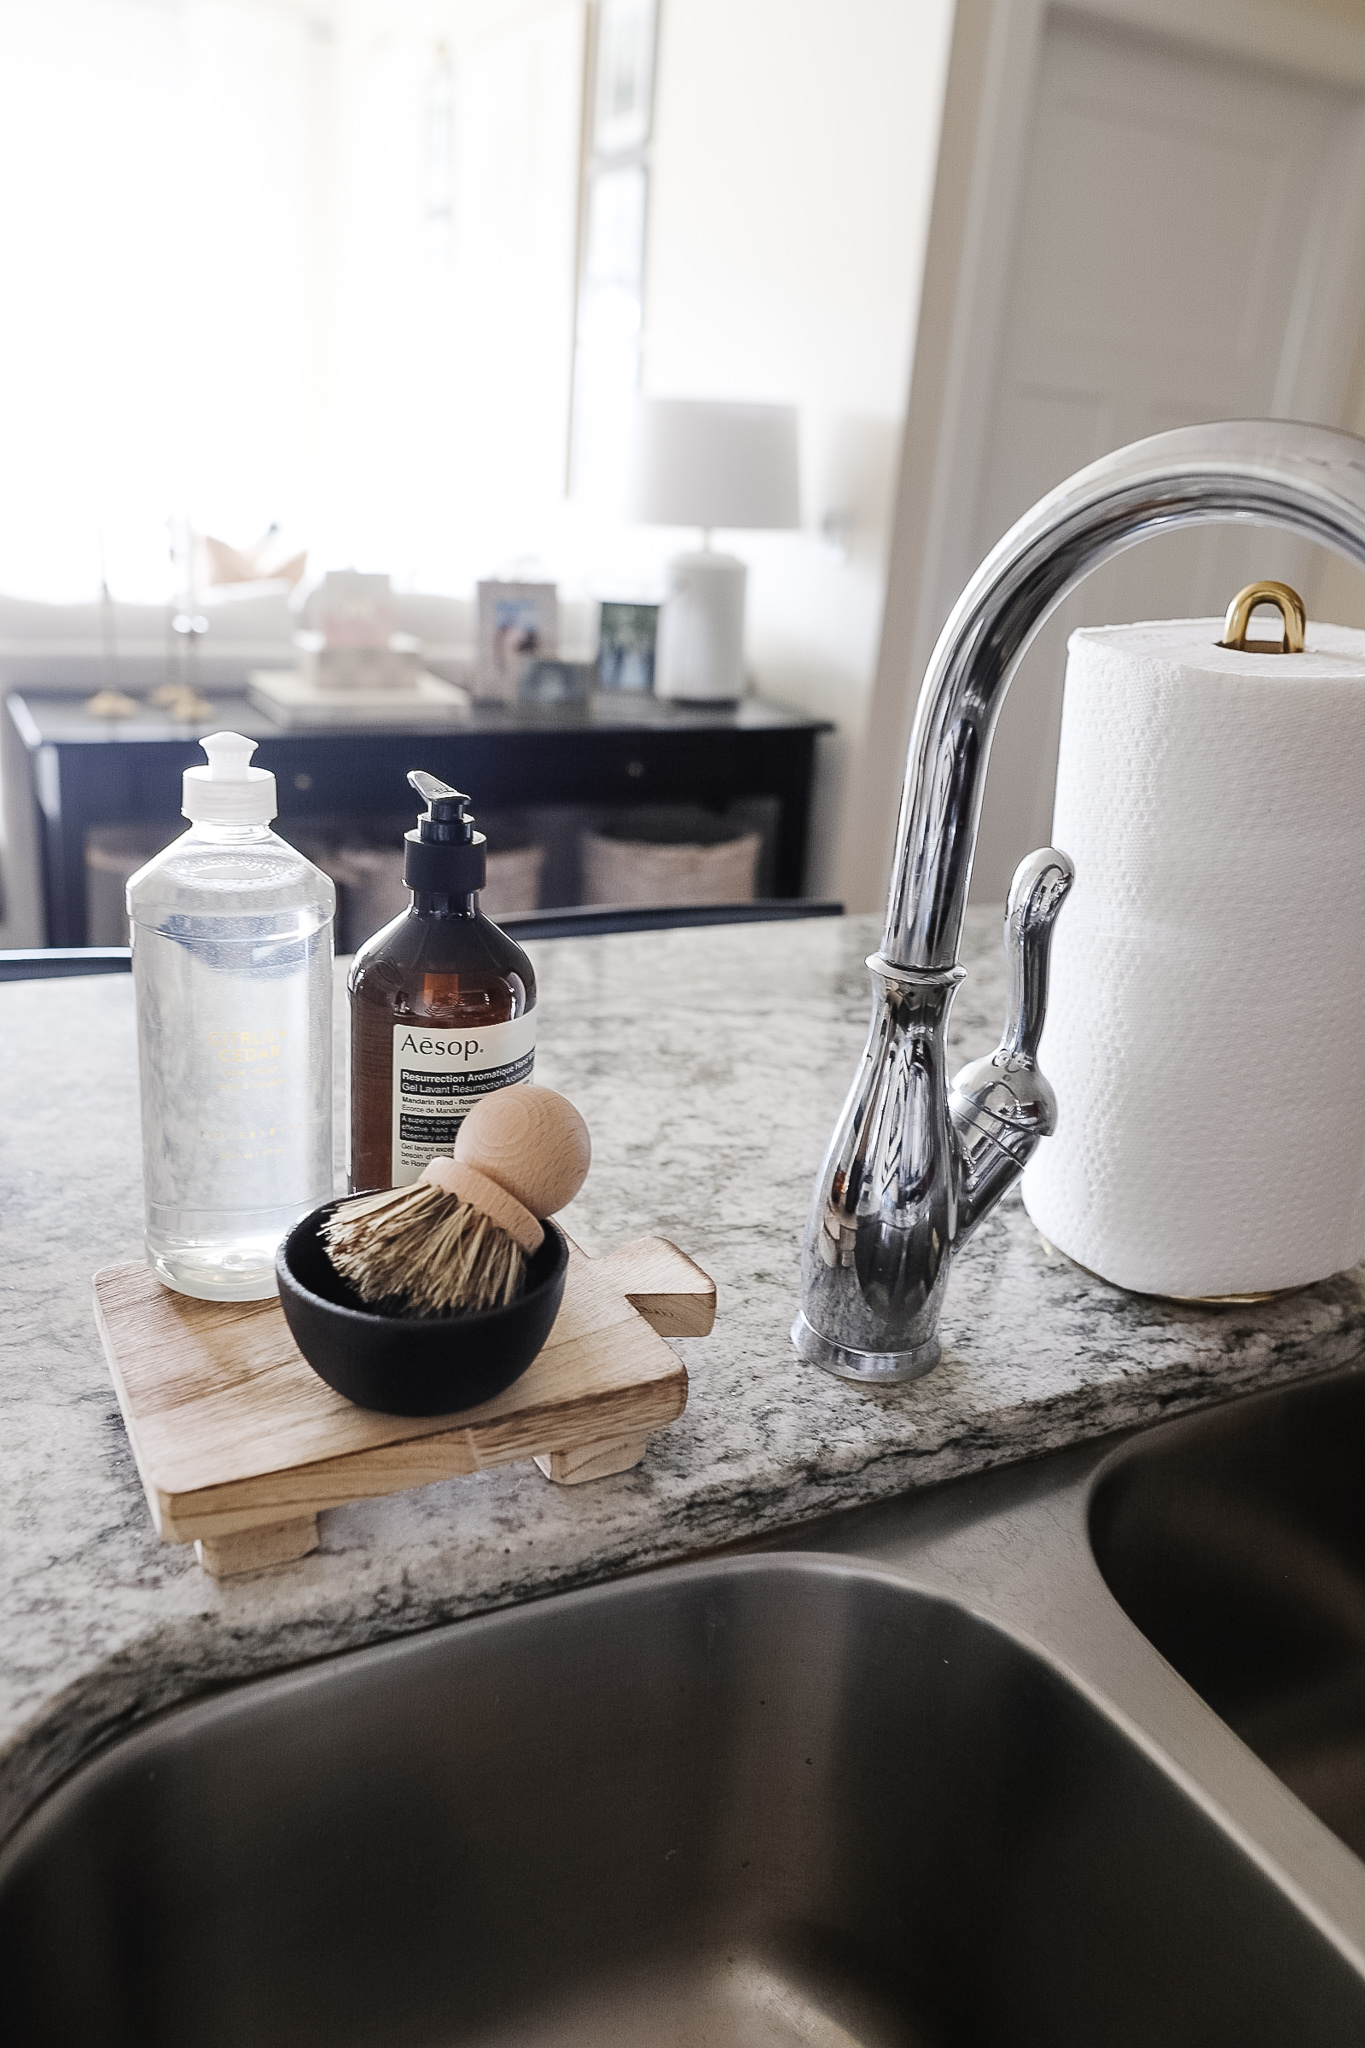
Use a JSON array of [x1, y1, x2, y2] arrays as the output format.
[[95, 1235, 714, 1578]]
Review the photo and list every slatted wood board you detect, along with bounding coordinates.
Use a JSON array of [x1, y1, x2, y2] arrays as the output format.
[[94, 1234, 714, 1578]]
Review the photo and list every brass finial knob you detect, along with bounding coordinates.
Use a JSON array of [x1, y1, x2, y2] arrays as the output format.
[[1218, 580, 1306, 653]]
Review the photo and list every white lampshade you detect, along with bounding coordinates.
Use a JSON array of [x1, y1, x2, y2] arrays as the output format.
[[626, 398, 801, 531]]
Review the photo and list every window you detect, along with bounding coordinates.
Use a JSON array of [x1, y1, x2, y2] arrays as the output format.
[[0, 0, 327, 600], [568, 0, 659, 504]]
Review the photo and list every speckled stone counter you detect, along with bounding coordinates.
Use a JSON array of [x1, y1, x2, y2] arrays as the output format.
[[4, 909, 1365, 1841]]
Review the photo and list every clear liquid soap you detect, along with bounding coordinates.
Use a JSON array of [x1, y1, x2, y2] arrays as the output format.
[[127, 731, 335, 1301]]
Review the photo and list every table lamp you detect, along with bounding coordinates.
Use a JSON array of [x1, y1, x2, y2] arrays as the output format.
[[625, 398, 800, 702]]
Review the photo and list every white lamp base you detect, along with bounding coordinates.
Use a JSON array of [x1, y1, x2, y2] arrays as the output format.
[[654, 551, 747, 702]]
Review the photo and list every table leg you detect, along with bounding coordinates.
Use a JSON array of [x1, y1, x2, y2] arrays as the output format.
[[770, 733, 817, 897]]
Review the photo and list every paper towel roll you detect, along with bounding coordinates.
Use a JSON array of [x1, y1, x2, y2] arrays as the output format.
[[1021, 618, 1365, 1297]]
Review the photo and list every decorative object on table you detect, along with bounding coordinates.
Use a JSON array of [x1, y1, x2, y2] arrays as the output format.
[[515, 656, 594, 708], [626, 397, 800, 702], [246, 665, 470, 727], [315, 569, 392, 640], [319, 569, 397, 647], [127, 731, 336, 1303], [581, 807, 761, 907], [199, 524, 308, 589], [248, 570, 438, 716], [149, 681, 214, 722], [348, 773, 536, 1194], [476, 578, 558, 704], [325, 1084, 591, 1316], [305, 570, 417, 687], [82, 689, 138, 718], [293, 629, 425, 694], [1022, 582, 1365, 1302], [597, 600, 658, 692], [168, 608, 211, 711], [94, 1231, 715, 1575]]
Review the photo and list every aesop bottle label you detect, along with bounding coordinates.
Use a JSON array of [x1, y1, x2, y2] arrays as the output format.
[[391, 1014, 536, 1184]]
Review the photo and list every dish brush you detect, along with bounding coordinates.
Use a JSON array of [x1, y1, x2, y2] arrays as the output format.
[[323, 1084, 591, 1316]]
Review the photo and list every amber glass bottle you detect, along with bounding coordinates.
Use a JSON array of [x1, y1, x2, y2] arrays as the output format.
[[348, 773, 536, 1193]]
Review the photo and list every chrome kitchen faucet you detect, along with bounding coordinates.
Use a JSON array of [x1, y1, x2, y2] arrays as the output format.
[[794, 420, 1365, 1383]]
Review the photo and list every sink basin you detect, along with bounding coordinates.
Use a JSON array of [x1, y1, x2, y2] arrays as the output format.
[[1092, 1366, 1365, 1863], [5, 1555, 1364, 2045]]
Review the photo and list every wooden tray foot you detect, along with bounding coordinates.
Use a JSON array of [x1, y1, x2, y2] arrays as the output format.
[[195, 1514, 320, 1578], [535, 1435, 649, 1486]]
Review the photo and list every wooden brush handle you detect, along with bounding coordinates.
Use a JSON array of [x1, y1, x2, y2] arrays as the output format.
[[419, 1158, 543, 1255], [453, 1085, 592, 1219]]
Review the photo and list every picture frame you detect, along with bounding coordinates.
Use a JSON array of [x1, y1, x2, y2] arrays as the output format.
[[517, 658, 595, 709], [597, 599, 658, 693], [476, 580, 559, 703]]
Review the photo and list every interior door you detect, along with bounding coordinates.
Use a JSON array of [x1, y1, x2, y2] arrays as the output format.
[[965, 8, 1365, 899]]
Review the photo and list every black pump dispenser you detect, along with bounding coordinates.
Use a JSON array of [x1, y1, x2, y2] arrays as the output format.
[[349, 769, 535, 1191], [403, 770, 486, 896]]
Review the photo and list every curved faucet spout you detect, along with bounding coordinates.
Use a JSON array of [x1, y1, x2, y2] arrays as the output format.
[[796, 419, 1365, 1384], [884, 421, 1365, 972]]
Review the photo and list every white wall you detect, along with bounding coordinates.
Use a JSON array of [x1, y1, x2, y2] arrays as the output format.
[[852, 0, 1365, 924], [639, 0, 953, 898], [1313, 304, 1365, 624]]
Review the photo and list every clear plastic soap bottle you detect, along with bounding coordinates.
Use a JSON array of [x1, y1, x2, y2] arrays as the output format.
[[127, 731, 335, 1301]]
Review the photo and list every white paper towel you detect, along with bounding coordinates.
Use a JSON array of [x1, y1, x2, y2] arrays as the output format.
[[1021, 618, 1365, 1297]]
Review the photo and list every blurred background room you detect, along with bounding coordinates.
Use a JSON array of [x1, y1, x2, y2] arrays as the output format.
[[4, 0, 1365, 951]]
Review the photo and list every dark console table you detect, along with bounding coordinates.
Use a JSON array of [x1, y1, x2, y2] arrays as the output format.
[[9, 693, 831, 947]]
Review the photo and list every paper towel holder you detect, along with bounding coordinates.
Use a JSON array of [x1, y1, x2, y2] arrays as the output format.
[[1218, 579, 1306, 654]]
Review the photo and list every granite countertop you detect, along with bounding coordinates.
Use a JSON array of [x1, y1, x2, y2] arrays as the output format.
[[4, 908, 1365, 1841]]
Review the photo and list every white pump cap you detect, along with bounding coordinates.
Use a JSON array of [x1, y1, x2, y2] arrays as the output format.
[[182, 731, 278, 825]]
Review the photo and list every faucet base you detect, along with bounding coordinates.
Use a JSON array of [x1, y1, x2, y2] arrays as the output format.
[[790, 1312, 941, 1385]]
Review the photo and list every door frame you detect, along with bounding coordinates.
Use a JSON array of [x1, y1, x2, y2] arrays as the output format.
[[843, 0, 1365, 913]]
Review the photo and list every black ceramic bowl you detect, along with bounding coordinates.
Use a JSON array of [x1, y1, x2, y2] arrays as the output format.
[[277, 1200, 569, 1416]]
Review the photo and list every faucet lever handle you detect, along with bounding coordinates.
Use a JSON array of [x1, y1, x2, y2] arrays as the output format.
[[1001, 846, 1074, 1066], [950, 846, 1074, 1167]]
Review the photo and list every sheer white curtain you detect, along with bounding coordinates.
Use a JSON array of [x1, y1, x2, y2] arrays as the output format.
[[326, 1, 585, 589], [0, 0, 328, 601], [0, 0, 592, 604]]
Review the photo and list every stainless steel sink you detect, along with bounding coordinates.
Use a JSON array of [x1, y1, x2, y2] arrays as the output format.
[[7, 1553, 1365, 2045], [1092, 1362, 1365, 1863]]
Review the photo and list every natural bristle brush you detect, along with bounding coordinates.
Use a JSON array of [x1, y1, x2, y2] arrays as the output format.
[[324, 1085, 591, 1317]]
